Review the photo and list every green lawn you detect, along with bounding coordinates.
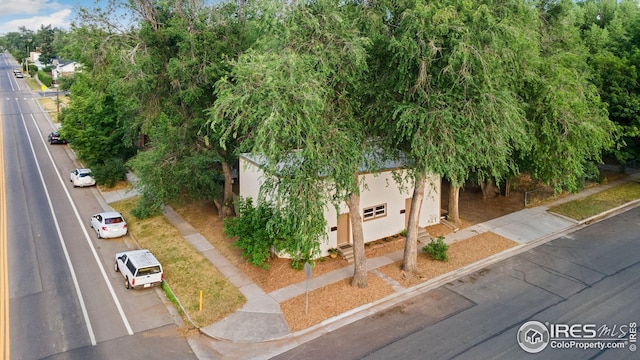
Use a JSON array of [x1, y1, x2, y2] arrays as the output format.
[[549, 181, 640, 221]]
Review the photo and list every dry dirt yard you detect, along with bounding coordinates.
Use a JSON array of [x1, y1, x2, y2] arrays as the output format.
[[172, 181, 541, 332], [278, 175, 630, 330], [281, 231, 516, 331]]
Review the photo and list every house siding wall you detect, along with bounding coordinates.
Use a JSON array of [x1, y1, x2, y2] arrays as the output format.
[[239, 155, 441, 257], [324, 171, 440, 255], [239, 157, 263, 201]]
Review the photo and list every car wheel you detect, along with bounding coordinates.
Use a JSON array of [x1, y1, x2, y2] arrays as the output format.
[[97, 230, 102, 239], [114, 262, 119, 272], [125, 277, 130, 289]]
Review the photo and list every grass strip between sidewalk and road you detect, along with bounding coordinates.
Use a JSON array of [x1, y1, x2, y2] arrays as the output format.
[[110, 197, 245, 328], [549, 181, 640, 221], [38, 97, 69, 123], [25, 77, 40, 91]]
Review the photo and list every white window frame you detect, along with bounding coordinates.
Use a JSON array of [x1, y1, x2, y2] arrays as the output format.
[[363, 203, 387, 221]]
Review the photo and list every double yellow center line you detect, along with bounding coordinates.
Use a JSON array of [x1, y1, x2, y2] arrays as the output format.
[[0, 109, 9, 359]]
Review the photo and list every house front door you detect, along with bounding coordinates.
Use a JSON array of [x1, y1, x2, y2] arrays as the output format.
[[337, 213, 350, 245], [405, 198, 412, 228]]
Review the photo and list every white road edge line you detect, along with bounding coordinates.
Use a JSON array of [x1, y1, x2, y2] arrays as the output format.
[[5, 71, 16, 92]]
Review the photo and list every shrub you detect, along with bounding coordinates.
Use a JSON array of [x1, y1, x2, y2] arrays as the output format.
[[422, 236, 449, 262], [224, 198, 277, 269], [131, 194, 163, 219], [38, 70, 52, 87], [91, 158, 128, 187], [224, 197, 324, 270], [400, 229, 407, 237], [58, 75, 75, 91]]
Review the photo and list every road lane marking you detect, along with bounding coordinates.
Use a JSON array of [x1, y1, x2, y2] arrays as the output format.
[[18, 113, 97, 345], [1, 99, 10, 360], [25, 113, 134, 337]]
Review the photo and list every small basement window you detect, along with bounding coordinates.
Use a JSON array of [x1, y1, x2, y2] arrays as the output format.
[[363, 204, 386, 220]]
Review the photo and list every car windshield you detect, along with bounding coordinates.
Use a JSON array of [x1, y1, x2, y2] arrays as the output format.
[[79, 172, 91, 178], [105, 217, 123, 224]]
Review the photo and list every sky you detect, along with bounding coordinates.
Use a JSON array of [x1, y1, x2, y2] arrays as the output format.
[[0, 0, 100, 34]]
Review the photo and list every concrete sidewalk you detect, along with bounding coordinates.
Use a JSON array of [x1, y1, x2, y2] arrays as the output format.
[[101, 172, 640, 359]]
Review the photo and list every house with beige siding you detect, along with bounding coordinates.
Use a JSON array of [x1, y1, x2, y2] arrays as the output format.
[[239, 153, 441, 257]]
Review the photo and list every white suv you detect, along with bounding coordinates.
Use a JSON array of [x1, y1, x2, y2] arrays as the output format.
[[114, 249, 164, 289]]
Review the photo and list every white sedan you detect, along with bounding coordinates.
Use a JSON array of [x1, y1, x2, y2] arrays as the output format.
[[90, 211, 128, 239], [70, 168, 96, 187]]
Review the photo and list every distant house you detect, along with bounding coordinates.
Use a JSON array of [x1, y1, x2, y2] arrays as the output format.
[[51, 59, 82, 86], [239, 153, 441, 257], [26, 51, 45, 70], [29, 51, 40, 63], [52, 58, 82, 76]]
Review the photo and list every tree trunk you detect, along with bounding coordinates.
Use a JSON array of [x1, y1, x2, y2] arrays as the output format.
[[237, 0, 246, 23], [479, 178, 499, 199], [221, 161, 235, 219], [347, 191, 367, 288], [505, 178, 511, 198], [402, 175, 426, 273], [448, 184, 461, 224]]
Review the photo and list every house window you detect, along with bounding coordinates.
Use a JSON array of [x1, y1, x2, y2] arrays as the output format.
[[363, 204, 386, 220]]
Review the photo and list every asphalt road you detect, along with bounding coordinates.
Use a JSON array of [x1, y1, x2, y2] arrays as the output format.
[[1, 53, 197, 359], [274, 205, 640, 360]]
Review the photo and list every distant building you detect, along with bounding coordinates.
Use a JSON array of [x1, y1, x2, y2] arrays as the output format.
[[52, 58, 82, 76], [29, 51, 40, 63]]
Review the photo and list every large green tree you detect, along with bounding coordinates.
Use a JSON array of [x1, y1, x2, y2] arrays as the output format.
[[123, 0, 250, 216], [59, 20, 139, 170], [64, 0, 254, 215], [35, 25, 58, 65], [576, 0, 640, 163], [518, 0, 615, 191], [209, 0, 374, 286], [0, 28, 36, 64], [370, 0, 536, 273]]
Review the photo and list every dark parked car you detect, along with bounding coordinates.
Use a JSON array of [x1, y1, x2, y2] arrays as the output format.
[[47, 131, 66, 144]]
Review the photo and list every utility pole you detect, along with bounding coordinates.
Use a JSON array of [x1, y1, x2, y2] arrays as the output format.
[[54, 69, 60, 114]]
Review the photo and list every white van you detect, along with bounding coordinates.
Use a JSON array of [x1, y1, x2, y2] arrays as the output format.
[[114, 249, 164, 289]]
